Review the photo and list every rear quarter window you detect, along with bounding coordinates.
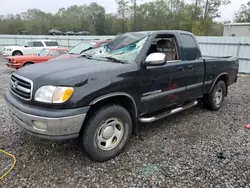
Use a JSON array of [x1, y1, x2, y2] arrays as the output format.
[[44, 41, 59, 46], [179, 34, 200, 61]]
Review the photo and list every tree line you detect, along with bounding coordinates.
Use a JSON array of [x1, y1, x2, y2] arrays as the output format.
[[0, 0, 246, 36]]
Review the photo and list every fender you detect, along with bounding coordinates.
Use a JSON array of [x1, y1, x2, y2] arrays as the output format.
[[90, 92, 138, 117], [209, 72, 229, 94]]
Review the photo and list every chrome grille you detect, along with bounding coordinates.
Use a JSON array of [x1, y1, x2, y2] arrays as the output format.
[[10, 74, 33, 100]]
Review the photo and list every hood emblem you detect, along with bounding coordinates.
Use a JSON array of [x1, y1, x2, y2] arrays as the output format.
[[12, 81, 18, 89]]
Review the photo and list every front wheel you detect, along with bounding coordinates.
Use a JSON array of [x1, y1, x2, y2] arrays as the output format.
[[204, 80, 226, 110], [81, 105, 132, 162], [23, 62, 33, 67]]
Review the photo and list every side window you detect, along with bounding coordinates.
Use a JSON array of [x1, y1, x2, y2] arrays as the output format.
[[44, 41, 59, 46], [50, 51, 60, 57], [147, 35, 179, 61], [179, 34, 200, 61], [34, 41, 44, 47], [26, 42, 34, 47], [58, 50, 67, 55], [98, 42, 108, 47]]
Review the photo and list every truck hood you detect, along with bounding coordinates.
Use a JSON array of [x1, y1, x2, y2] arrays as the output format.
[[16, 57, 134, 86], [49, 53, 80, 61]]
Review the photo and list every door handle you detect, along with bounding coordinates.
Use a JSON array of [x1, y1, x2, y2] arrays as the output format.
[[188, 65, 194, 70], [177, 67, 184, 72]]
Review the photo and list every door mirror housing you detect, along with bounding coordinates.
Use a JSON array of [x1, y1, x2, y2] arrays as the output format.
[[24, 45, 28, 47], [145, 53, 167, 66]]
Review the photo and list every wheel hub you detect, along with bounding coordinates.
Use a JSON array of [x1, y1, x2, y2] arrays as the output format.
[[102, 126, 114, 139], [96, 118, 124, 151], [214, 88, 223, 105]]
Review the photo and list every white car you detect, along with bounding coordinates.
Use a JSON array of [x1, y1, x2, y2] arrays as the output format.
[[2, 40, 59, 56]]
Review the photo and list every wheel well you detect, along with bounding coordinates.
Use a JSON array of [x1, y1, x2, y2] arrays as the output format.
[[23, 61, 34, 66], [12, 50, 23, 56], [84, 95, 138, 134], [215, 74, 229, 96], [217, 74, 229, 86]]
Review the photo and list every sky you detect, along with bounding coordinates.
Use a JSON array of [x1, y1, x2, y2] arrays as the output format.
[[1, 0, 249, 22]]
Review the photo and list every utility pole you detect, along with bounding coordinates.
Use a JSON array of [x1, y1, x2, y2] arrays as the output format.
[[204, 0, 209, 19], [131, 0, 137, 31]]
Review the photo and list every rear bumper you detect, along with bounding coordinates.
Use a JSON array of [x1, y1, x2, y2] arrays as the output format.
[[1, 51, 12, 56], [4, 90, 90, 140]]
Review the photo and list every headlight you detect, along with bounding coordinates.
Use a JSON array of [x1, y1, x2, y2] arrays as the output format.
[[34, 86, 74, 103], [7, 48, 12, 51]]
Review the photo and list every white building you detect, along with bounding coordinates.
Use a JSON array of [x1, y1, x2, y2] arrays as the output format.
[[224, 23, 250, 37]]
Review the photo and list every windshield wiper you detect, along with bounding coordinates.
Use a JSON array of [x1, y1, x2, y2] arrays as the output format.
[[81, 54, 93, 59], [103, 56, 126, 64]]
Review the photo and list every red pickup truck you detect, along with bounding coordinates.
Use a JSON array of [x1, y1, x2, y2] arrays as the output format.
[[51, 40, 110, 61], [5, 48, 69, 69]]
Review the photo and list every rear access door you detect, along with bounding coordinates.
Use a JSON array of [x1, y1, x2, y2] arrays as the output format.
[[178, 34, 205, 99]]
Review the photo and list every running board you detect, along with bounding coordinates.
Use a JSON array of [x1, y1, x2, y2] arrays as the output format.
[[139, 100, 198, 123]]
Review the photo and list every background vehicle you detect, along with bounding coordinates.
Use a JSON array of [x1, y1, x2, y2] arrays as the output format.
[[64, 31, 75, 35], [5, 48, 69, 69], [48, 29, 63, 35], [76, 31, 90, 35], [2, 40, 59, 56], [51, 39, 110, 61], [4, 30, 239, 162]]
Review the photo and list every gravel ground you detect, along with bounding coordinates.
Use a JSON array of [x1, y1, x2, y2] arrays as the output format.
[[0, 55, 250, 187]]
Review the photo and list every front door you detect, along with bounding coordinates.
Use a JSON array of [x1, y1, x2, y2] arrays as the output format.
[[140, 60, 188, 114], [22, 41, 35, 55]]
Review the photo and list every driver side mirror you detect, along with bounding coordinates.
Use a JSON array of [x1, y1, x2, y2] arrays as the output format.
[[144, 53, 167, 66], [24, 45, 28, 47]]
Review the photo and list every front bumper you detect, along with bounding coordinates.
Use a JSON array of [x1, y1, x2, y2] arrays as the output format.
[[4, 91, 90, 140], [5, 62, 21, 68]]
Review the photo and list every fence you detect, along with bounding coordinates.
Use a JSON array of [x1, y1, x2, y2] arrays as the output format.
[[1, 35, 250, 73], [0, 35, 115, 51], [197, 36, 250, 74]]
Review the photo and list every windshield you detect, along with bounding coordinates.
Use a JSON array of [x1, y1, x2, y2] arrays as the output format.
[[81, 32, 148, 62], [39, 49, 50, 56], [69, 41, 97, 54]]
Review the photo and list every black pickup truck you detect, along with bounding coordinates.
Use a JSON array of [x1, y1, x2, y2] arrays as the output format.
[[4, 30, 239, 161]]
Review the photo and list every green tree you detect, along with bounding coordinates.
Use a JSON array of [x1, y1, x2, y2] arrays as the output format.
[[0, 0, 229, 36], [116, 0, 129, 32], [235, 2, 250, 22]]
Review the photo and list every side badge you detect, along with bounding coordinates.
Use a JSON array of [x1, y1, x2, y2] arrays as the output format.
[[143, 90, 162, 96]]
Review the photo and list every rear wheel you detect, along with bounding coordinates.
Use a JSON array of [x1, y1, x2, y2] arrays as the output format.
[[81, 105, 132, 162], [204, 80, 226, 110], [12, 51, 22, 56]]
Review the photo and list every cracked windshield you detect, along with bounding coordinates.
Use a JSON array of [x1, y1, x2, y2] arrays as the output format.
[[82, 33, 148, 62]]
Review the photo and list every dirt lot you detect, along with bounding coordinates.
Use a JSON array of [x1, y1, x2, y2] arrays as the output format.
[[0, 55, 250, 187]]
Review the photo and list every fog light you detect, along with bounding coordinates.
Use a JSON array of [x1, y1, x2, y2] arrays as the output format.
[[32, 121, 47, 131]]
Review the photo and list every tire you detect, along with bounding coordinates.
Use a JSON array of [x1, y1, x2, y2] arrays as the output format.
[[204, 80, 226, 110], [12, 51, 23, 56], [81, 105, 132, 162]]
